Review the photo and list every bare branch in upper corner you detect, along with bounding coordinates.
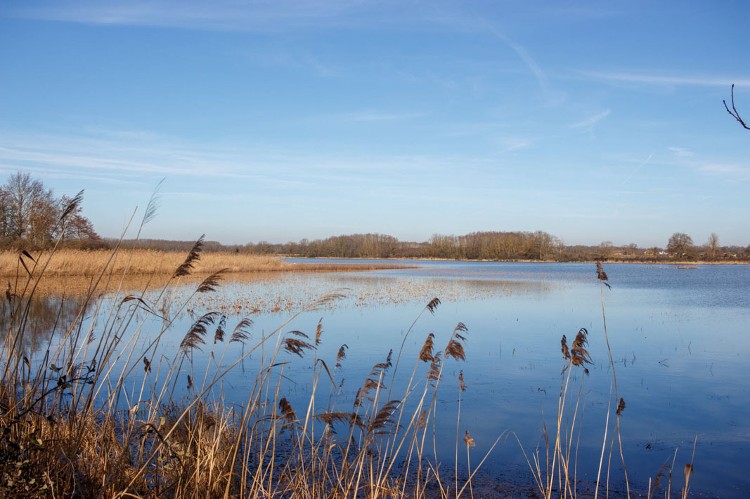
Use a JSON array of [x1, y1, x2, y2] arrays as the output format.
[[723, 84, 750, 131]]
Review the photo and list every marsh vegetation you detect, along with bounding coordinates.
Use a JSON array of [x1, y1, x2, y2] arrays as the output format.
[[0, 194, 743, 497]]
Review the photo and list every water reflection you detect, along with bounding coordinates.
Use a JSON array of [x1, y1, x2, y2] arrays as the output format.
[[0, 293, 87, 356]]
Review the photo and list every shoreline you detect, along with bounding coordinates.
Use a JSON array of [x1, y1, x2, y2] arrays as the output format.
[[3, 248, 744, 284]]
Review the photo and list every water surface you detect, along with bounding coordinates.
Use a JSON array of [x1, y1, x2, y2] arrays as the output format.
[[24, 261, 750, 496]]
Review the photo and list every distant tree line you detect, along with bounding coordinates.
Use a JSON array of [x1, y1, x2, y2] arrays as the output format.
[[117, 238, 236, 253], [238, 231, 750, 262], [5, 172, 748, 262], [0, 172, 102, 249]]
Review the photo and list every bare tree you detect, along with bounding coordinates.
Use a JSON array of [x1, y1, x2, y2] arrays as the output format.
[[667, 232, 694, 259], [706, 232, 720, 260], [0, 172, 100, 249], [57, 194, 101, 243], [0, 172, 56, 245]]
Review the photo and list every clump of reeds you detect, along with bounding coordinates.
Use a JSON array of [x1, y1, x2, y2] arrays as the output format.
[[519, 262, 697, 499], [0, 193, 498, 498]]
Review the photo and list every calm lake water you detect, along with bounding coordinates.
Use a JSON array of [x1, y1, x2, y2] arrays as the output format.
[[20, 261, 750, 496]]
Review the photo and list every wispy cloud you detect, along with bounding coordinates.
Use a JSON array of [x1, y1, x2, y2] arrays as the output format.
[[0, 127, 483, 193], [480, 25, 556, 104], [0, 130, 282, 190], [3, 0, 452, 33], [242, 48, 339, 76], [341, 111, 424, 123], [579, 70, 750, 88], [3, 0, 369, 32], [668, 146, 693, 158], [569, 109, 611, 129], [497, 137, 532, 152], [697, 162, 750, 181], [662, 148, 750, 183]]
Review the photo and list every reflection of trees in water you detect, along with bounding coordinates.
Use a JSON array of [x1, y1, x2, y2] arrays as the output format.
[[0, 294, 86, 356]]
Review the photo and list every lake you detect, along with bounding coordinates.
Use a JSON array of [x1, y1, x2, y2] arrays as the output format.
[[15, 261, 750, 497]]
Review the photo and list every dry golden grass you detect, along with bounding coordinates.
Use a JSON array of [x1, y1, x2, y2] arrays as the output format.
[[0, 249, 290, 277], [0, 249, 410, 295]]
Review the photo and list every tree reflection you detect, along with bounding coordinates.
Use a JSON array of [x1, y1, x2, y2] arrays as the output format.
[[0, 293, 86, 356]]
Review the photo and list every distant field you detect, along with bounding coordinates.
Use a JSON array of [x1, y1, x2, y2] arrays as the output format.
[[0, 249, 410, 295]]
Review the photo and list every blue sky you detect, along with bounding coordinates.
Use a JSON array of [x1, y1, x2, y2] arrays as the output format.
[[1, 1, 749, 247]]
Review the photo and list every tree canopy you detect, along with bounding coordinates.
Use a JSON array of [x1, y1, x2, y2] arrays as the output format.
[[666, 232, 694, 259], [0, 172, 101, 249]]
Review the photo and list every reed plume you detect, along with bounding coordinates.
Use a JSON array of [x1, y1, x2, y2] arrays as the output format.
[[570, 327, 591, 367], [616, 397, 626, 417], [59, 189, 84, 223], [561, 334, 570, 360], [419, 333, 435, 362], [173, 235, 205, 278], [596, 260, 611, 289], [368, 400, 400, 435], [427, 352, 442, 384], [357, 350, 393, 404], [282, 330, 315, 357], [335, 344, 348, 369], [196, 268, 227, 293], [445, 322, 468, 361], [213, 315, 227, 343], [426, 297, 441, 314], [315, 318, 324, 346], [229, 318, 253, 344], [279, 397, 298, 432], [180, 311, 220, 353]]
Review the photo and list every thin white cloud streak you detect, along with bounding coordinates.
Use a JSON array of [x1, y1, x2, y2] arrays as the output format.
[[296, 111, 425, 125], [0, 129, 489, 192], [619, 153, 653, 187], [496, 137, 532, 152], [668, 146, 693, 158], [3, 0, 370, 32], [656, 147, 750, 183], [3, 0, 469, 34], [579, 70, 750, 88], [569, 109, 611, 129], [697, 162, 750, 181], [342, 111, 425, 123], [476, 22, 556, 104]]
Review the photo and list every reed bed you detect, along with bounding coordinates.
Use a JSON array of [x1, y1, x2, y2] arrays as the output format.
[[0, 249, 410, 298], [0, 248, 282, 277], [0, 248, 409, 279]]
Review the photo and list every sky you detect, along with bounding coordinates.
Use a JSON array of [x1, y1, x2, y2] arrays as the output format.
[[1, 1, 749, 248]]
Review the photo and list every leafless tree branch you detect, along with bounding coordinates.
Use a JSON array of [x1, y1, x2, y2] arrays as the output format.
[[723, 84, 750, 130]]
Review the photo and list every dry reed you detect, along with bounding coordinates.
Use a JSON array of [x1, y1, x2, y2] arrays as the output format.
[[0, 249, 409, 278]]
